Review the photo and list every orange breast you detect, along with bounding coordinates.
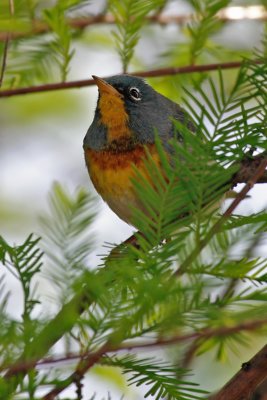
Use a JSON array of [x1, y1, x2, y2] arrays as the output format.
[[84, 144, 160, 224]]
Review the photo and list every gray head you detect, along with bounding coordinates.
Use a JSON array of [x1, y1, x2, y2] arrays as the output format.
[[83, 75, 189, 151]]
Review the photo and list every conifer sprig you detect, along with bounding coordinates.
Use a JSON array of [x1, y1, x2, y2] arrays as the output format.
[[109, 0, 165, 72], [187, 0, 231, 64], [0, 234, 42, 322], [104, 355, 207, 400], [40, 183, 97, 301]]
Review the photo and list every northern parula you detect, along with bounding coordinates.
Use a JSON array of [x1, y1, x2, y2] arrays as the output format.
[[83, 75, 194, 226]]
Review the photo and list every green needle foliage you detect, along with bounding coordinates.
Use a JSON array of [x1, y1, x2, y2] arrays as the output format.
[[1, 59, 267, 398], [0, 0, 265, 88], [0, 0, 88, 86], [1, 1, 267, 399], [187, 0, 231, 64], [43, 3, 75, 82], [0, 234, 42, 324], [109, 0, 166, 72], [104, 355, 207, 399], [40, 183, 97, 301]]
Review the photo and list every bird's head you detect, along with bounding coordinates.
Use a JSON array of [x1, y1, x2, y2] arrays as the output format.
[[83, 74, 172, 151], [83, 74, 189, 151]]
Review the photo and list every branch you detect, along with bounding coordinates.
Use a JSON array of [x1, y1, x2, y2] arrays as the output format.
[[221, 158, 267, 217], [175, 157, 267, 276], [232, 152, 267, 185], [0, 14, 189, 41], [120, 319, 267, 353], [0, 0, 14, 87], [3, 317, 267, 377], [209, 344, 267, 400], [36, 318, 267, 399], [0, 60, 264, 98], [0, 6, 266, 41], [41, 343, 110, 400], [2, 300, 267, 398], [181, 277, 241, 368]]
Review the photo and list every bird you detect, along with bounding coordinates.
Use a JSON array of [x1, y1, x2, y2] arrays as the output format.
[[83, 75, 194, 226]]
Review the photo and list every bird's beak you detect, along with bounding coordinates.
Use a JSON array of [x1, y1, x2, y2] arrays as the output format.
[[92, 75, 121, 98]]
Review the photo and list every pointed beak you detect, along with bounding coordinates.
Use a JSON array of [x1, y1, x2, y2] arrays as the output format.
[[92, 75, 121, 97]]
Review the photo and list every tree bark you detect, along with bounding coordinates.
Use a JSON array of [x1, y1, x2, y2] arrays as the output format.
[[210, 344, 267, 400]]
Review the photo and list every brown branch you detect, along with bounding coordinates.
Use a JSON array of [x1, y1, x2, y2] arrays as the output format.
[[232, 152, 267, 186], [3, 317, 267, 377], [1, 6, 267, 41], [3, 289, 94, 395], [42, 343, 110, 400], [0, 60, 264, 98], [3, 315, 267, 399], [0, 14, 189, 41], [209, 344, 267, 400], [23, 317, 267, 400], [175, 158, 267, 276], [223, 158, 267, 216], [180, 338, 202, 368], [251, 378, 267, 400], [120, 319, 267, 352]]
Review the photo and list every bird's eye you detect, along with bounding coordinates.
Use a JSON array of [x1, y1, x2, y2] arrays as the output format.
[[129, 87, 141, 101]]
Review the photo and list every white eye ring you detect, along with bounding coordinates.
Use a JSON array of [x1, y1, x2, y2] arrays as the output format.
[[129, 87, 142, 101]]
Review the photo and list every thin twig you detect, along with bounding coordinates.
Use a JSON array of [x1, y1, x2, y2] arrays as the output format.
[[0, 0, 14, 87], [3, 316, 267, 376], [1, 6, 267, 41], [38, 318, 267, 399], [0, 60, 264, 98], [180, 338, 203, 369], [0, 14, 189, 41], [120, 318, 267, 352], [41, 343, 110, 400], [3, 290, 92, 380], [0, 39, 9, 87], [175, 158, 267, 276], [181, 274, 241, 368], [232, 151, 267, 186]]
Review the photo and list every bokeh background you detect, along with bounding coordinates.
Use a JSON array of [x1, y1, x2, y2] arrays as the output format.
[[1, 0, 267, 398]]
